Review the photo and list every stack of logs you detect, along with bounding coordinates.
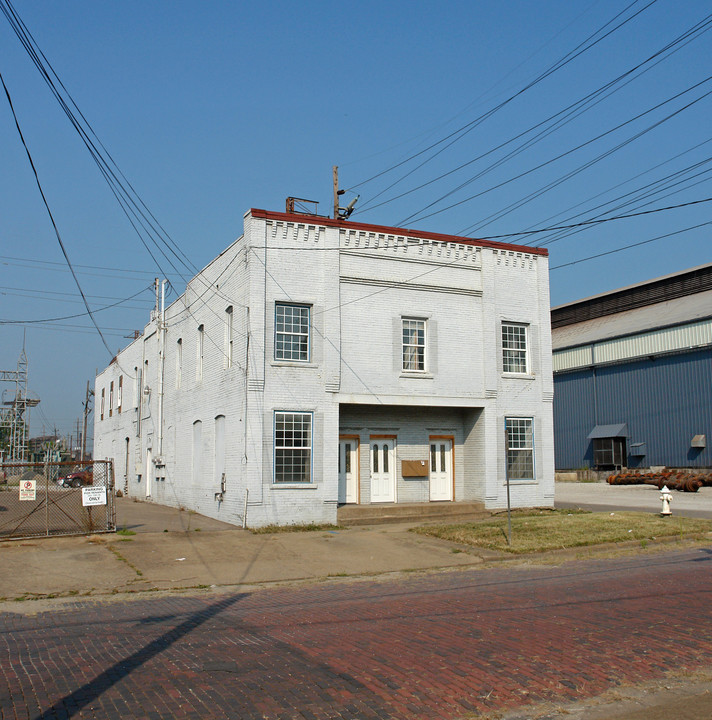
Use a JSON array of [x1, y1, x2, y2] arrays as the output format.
[[608, 470, 712, 493]]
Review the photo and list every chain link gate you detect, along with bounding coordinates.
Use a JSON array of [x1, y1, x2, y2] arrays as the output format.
[[0, 460, 116, 540]]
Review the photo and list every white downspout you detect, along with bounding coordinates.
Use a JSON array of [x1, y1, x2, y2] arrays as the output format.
[[157, 280, 167, 460]]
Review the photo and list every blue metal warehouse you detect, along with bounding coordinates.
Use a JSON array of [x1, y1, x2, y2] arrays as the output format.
[[552, 264, 712, 471]]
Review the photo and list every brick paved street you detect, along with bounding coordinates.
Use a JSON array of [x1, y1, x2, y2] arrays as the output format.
[[2, 546, 712, 719]]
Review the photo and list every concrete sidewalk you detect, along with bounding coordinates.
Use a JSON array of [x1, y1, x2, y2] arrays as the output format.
[[2, 485, 711, 602], [1, 496, 500, 601]]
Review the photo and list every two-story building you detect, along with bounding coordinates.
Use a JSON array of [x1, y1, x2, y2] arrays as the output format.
[[94, 208, 554, 527]]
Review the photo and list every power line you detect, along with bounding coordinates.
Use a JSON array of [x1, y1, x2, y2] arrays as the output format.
[[530, 157, 712, 248], [349, 0, 658, 205], [0, 253, 184, 278], [1, 0, 198, 282], [362, 12, 712, 223], [474, 196, 712, 240], [403, 76, 712, 231], [1, 69, 118, 358], [0, 284, 153, 306], [550, 220, 712, 270], [516, 137, 712, 243], [459, 88, 712, 236], [0, 284, 153, 324]]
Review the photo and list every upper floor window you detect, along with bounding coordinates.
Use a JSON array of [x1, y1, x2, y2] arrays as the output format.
[[402, 318, 426, 372], [100, 388, 105, 420], [117, 376, 123, 414], [275, 303, 310, 362], [502, 322, 528, 374], [109, 381, 114, 417], [225, 306, 233, 368], [506, 417, 534, 480], [196, 324, 204, 380]]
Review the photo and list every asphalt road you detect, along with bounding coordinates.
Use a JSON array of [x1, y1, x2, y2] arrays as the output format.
[[2, 546, 712, 719]]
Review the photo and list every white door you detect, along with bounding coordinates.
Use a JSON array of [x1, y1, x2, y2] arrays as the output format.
[[370, 439, 395, 503], [338, 439, 359, 504], [429, 439, 453, 501]]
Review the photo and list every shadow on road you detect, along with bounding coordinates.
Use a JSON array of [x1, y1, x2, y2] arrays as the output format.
[[33, 594, 245, 720]]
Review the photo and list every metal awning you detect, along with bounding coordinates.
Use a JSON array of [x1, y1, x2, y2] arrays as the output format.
[[587, 423, 628, 439]]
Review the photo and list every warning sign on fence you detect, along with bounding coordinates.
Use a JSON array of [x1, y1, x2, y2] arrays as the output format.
[[82, 486, 107, 506], [19, 479, 36, 501]]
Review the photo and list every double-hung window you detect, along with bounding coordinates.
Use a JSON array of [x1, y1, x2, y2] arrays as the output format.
[[506, 417, 534, 480], [502, 322, 528, 374], [274, 411, 312, 483], [402, 318, 426, 372], [275, 303, 310, 362]]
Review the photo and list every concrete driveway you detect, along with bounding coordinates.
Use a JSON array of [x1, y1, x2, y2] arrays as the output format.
[[555, 480, 712, 518]]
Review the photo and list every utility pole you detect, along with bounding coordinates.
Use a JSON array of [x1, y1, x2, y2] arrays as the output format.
[[333, 166, 339, 219], [332, 166, 358, 220], [81, 380, 93, 462]]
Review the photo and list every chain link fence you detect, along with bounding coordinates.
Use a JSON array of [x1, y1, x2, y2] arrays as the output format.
[[0, 460, 115, 540]]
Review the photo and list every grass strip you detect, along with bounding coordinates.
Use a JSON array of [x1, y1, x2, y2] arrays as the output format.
[[250, 523, 344, 534], [412, 508, 712, 554]]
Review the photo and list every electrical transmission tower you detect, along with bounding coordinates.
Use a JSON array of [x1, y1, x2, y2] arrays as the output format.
[[1, 344, 40, 462]]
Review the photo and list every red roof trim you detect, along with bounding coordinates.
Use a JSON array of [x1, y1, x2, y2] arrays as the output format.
[[249, 208, 548, 257]]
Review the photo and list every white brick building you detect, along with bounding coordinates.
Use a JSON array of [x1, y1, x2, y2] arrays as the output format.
[[94, 208, 554, 527]]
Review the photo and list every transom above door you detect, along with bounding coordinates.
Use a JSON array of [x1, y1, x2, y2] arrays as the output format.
[[370, 438, 396, 503]]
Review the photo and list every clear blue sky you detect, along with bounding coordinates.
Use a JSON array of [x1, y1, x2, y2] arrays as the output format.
[[1, 0, 710, 440]]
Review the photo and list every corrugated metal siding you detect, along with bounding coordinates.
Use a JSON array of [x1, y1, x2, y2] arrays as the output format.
[[553, 370, 596, 470], [593, 320, 712, 365], [554, 318, 712, 371], [553, 348, 712, 469], [553, 346, 593, 372]]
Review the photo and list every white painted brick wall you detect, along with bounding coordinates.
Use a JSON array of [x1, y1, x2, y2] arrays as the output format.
[[94, 211, 554, 527]]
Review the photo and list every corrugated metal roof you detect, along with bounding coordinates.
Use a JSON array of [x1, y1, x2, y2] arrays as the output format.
[[552, 262, 712, 312], [551, 263, 712, 327], [552, 291, 712, 349], [587, 423, 628, 439]]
